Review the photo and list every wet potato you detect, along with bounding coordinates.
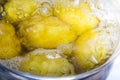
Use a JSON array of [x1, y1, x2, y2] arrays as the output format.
[[19, 49, 75, 76], [0, 21, 21, 59], [54, 0, 99, 35], [4, 0, 39, 23], [73, 26, 119, 72], [18, 16, 77, 50]]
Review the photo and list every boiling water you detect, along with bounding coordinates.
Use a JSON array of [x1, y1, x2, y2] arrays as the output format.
[[0, 0, 119, 76]]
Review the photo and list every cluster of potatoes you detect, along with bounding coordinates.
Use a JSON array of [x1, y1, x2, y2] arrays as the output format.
[[0, 0, 118, 77]]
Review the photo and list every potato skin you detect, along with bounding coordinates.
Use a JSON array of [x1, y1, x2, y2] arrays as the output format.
[[4, 0, 39, 23], [0, 21, 21, 59], [19, 49, 75, 76], [54, 1, 99, 35], [18, 16, 76, 50]]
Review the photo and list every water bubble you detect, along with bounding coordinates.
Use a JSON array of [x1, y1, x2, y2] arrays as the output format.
[[1, 11, 6, 16], [40, 2, 53, 16], [41, 7, 49, 15], [73, 0, 80, 6]]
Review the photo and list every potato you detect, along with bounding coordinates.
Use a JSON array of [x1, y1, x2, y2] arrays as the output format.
[[72, 26, 119, 72], [4, 0, 39, 23], [19, 49, 75, 76], [18, 16, 76, 50], [0, 21, 21, 59], [54, 0, 99, 35]]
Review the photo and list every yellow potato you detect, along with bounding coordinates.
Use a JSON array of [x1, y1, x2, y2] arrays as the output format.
[[20, 49, 75, 76], [0, 21, 21, 59], [72, 26, 119, 72], [54, 1, 99, 35], [18, 16, 76, 49], [4, 0, 39, 23]]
